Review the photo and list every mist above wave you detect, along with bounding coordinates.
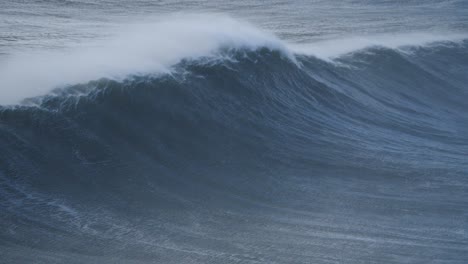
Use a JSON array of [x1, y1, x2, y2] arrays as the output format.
[[0, 14, 287, 105]]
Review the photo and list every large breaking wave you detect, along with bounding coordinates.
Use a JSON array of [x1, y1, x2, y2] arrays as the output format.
[[1, 15, 467, 264]]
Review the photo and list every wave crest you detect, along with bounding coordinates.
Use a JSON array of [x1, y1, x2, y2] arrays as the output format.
[[0, 14, 466, 105]]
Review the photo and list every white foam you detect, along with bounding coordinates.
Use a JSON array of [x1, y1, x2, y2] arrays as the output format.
[[289, 33, 467, 60]]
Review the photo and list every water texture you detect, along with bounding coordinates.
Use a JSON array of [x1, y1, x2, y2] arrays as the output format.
[[0, 1, 467, 263]]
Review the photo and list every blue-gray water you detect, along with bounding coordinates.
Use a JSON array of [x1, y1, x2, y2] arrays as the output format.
[[1, 1, 467, 263]]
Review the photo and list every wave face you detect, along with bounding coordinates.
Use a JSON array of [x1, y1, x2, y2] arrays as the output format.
[[1, 14, 468, 264]]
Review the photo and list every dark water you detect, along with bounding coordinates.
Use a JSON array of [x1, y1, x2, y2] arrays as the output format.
[[0, 1, 467, 263]]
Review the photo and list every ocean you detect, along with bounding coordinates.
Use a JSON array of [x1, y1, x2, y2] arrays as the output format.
[[0, 1, 467, 263]]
